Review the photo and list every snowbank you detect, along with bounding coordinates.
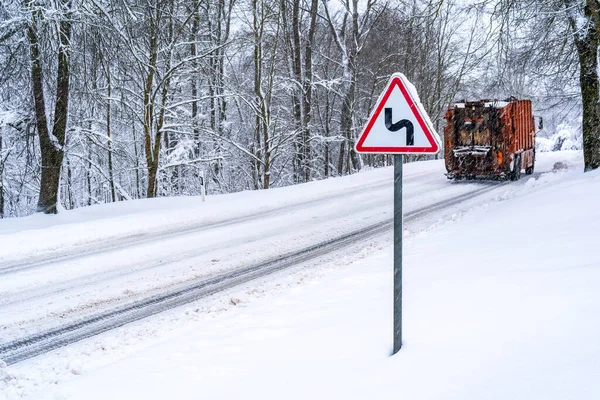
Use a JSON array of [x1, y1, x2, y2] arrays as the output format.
[[536, 124, 582, 152]]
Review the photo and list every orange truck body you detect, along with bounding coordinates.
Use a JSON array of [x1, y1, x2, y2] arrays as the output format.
[[444, 98, 536, 180]]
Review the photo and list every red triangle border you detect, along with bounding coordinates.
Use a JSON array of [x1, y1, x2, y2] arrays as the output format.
[[355, 75, 440, 154]]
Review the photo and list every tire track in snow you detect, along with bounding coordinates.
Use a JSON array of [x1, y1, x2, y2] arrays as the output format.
[[0, 172, 468, 310], [0, 194, 392, 308]]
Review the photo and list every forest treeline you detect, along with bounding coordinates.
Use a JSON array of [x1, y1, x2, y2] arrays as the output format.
[[0, 0, 596, 217]]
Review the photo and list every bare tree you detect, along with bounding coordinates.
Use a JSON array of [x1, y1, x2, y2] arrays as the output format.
[[564, 0, 600, 170], [322, 0, 387, 175], [485, 0, 599, 171], [26, 0, 74, 213]]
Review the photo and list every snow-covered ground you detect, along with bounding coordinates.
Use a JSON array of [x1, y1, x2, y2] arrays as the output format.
[[2, 150, 598, 399]]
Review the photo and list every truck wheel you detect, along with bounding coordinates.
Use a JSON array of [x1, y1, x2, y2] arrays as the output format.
[[511, 155, 521, 181], [525, 163, 534, 175], [526, 149, 536, 175]]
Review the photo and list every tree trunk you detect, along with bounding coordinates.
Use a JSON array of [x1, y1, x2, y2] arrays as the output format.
[[190, 0, 200, 157], [280, 0, 302, 183], [291, 0, 304, 181], [132, 121, 141, 198], [253, 0, 264, 189], [0, 132, 4, 218], [87, 137, 93, 205], [144, 4, 159, 197], [347, 0, 361, 172], [340, 74, 360, 173], [570, 1, 600, 171], [66, 158, 73, 209], [28, 0, 73, 214], [87, 62, 96, 206], [302, 0, 319, 182], [337, 140, 345, 175], [145, 0, 175, 197], [104, 61, 116, 202]]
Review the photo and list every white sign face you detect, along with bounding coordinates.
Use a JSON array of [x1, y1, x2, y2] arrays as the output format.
[[355, 73, 441, 154]]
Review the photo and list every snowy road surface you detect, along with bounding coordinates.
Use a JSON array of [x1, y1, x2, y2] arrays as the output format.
[[0, 160, 507, 346], [1, 150, 596, 400]]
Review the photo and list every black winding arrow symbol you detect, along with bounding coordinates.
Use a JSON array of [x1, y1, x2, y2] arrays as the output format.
[[385, 108, 414, 146]]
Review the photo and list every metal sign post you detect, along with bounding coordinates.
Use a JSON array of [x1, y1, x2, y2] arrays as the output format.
[[393, 154, 403, 354], [353, 73, 441, 356]]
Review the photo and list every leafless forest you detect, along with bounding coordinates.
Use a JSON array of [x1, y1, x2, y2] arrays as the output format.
[[0, 0, 597, 217]]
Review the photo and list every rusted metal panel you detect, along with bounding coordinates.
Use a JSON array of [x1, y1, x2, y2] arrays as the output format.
[[444, 98, 536, 180]]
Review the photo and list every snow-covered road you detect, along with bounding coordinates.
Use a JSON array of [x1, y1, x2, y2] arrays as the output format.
[[0, 156, 559, 361]]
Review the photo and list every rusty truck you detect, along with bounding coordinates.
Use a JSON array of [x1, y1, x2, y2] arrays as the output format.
[[444, 98, 537, 181]]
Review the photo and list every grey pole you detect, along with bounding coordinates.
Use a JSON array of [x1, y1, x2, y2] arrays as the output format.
[[393, 154, 403, 354]]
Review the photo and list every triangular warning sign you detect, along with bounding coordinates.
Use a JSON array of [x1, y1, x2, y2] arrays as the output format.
[[355, 73, 441, 154]]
